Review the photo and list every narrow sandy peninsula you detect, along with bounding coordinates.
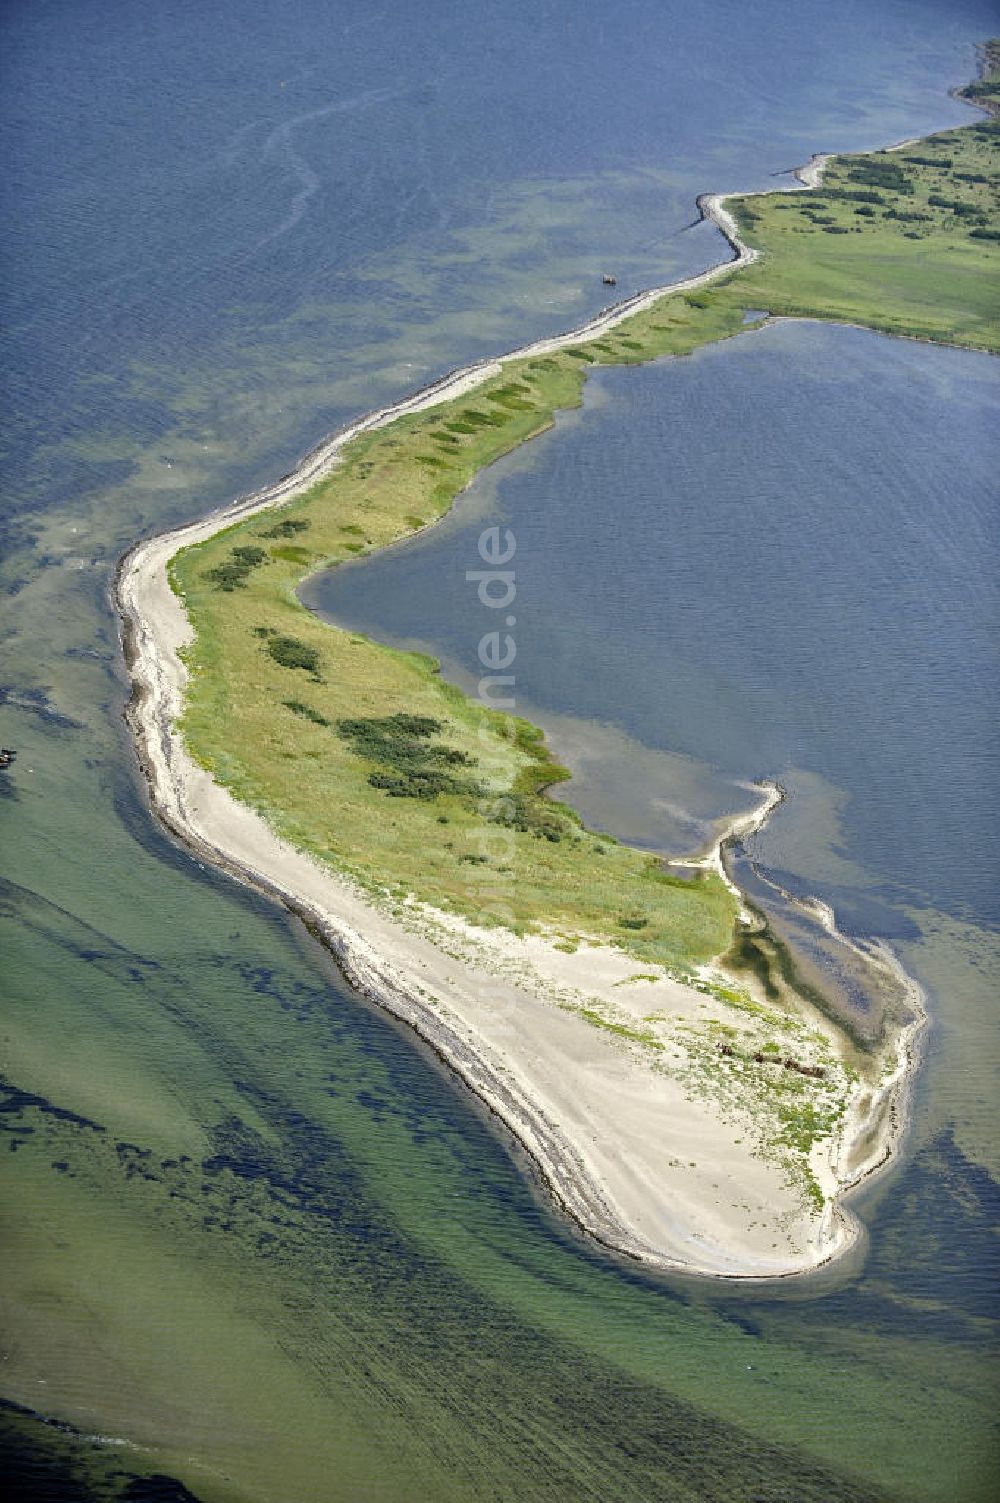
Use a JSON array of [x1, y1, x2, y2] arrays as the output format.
[[117, 65, 998, 1278]]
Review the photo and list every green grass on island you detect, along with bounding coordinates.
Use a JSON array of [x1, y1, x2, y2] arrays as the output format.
[[171, 83, 999, 979]]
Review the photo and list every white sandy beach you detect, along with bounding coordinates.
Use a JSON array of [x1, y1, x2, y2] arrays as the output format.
[[116, 166, 922, 1279]]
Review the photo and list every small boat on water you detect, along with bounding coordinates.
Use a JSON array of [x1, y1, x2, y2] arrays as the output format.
[[602, 273, 617, 286], [0, 748, 16, 770]]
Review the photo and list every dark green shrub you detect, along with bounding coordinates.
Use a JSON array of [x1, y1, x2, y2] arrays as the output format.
[[845, 161, 909, 192], [284, 699, 329, 726], [268, 636, 320, 673], [928, 194, 985, 215], [457, 409, 506, 428], [369, 770, 464, 799], [205, 562, 251, 591], [260, 518, 310, 538], [833, 188, 888, 204], [205, 543, 268, 591], [484, 791, 566, 842], [337, 713, 483, 801]]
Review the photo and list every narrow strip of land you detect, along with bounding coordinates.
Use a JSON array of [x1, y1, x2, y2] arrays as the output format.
[[117, 53, 997, 1277]]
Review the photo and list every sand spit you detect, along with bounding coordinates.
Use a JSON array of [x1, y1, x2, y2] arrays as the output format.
[[116, 158, 919, 1279], [670, 779, 786, 920], [730, 856, 928, 1189]]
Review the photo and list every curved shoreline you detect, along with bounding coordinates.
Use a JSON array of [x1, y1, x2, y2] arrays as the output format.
[[116, 153, 923, 1282], [722, 835, 929, 1198], [118, 576, 879, 1281], [120, 192, 761, 565]]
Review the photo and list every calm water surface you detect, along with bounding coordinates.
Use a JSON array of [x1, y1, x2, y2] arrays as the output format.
[[311, 322, 998, 924], [2, 0, 998, 1498]]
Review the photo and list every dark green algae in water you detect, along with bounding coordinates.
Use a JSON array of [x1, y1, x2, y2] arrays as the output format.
[[0, 1400, 201, 1503], [0, 302, 995, 1503], [0, 353, 996, 1503], [2, 771, 998, 1502]]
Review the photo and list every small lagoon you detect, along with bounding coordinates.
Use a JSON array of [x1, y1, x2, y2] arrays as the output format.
[[309, 321, 999, 930]]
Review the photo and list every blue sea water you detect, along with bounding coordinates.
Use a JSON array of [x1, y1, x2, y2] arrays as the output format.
[[2, 0, 999, 1498], [1, 0, 993, 527]]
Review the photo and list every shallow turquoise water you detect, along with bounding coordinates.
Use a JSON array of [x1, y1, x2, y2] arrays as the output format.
[[2, 0, 998, 1497]]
